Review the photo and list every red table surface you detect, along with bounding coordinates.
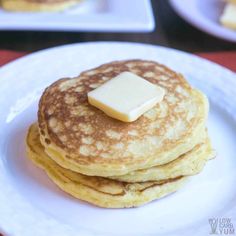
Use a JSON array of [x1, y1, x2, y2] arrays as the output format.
[[0, 50, 236, 72]]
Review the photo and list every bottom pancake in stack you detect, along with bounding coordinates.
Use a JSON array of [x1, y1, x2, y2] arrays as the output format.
[[26, 123, 214, 208]]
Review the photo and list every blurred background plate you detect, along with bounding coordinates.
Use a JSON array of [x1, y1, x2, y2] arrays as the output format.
[[0, 0, 154, 32], [169, 0, 236, 42]]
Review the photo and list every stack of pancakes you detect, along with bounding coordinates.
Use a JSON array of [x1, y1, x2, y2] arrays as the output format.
[[26, 60, 215, 208], [1, 0, 81, 12]]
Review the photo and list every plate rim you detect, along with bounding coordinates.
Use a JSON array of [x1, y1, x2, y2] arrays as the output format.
[[169, 0, 236, 43]]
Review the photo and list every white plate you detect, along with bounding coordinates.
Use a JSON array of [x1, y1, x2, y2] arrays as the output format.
[[0, 42, 236, 236], [0, 0, 154, 32], [169, 0, 236, 42]]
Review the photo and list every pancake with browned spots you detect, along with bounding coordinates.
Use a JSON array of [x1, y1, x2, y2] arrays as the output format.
[[38, 59, 209, 177]]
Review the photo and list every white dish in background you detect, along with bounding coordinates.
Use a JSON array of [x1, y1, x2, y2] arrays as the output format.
[[169, 0, 236, 42], [0, 0, 154, 32], [0, 42, 236, 236]]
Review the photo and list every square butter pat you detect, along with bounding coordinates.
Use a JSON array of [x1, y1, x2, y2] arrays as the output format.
[[88, 71, 165, 122], [220, 3, 236, 29]]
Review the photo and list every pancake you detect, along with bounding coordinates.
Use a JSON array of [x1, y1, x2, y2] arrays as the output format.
[[26, 123, 187, 208], [38, 59, 209, 177], [1, 0, 80, 12], [110, 134, 215, 182], [227, 0, 236, 4]]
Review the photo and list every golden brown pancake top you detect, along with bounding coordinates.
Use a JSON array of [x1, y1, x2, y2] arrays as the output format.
[[38, 60, 207, 165]]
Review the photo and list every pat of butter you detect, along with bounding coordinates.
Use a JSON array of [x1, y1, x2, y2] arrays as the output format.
[[88, 71, 165, 122], [220, 3, 236, 30]]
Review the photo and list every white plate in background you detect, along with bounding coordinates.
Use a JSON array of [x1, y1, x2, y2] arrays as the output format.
[[169, 0, 236, 42], [0, 42, 236, 236], [0, 0, 154, 32]]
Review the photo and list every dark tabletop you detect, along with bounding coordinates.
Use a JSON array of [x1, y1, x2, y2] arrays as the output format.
[[0, 0, 236, 53]]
